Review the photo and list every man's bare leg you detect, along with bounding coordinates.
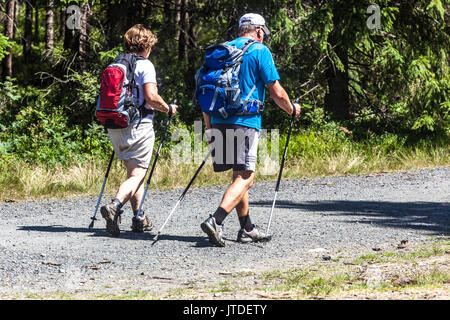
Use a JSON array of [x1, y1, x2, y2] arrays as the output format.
[[235, 190, 249, 218], [219, 170, 254, 215], [200, 170, 254, 246]]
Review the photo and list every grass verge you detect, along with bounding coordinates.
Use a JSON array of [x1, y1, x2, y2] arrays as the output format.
[[0, 130, 448, 201], [167, 238, 450, 300], [2, 238, 448, 300]]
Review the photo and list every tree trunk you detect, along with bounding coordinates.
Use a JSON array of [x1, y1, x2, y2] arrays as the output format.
[[13, 0, 18, 39], [34, 0, 39, 45], [324, 6, 350, 121], [59, 5, 65, 42], [325, 45, 350, 121], [174, 0, 181, 49], [178, 0, 189, 62], [13, 0, 20, 39], [2, 0, 15, 79], [163, 0, 172, 26], [106, 1, 127, 50], [45, 0, 54, 52], [185, 1, 198, 91], [79, 2, 91, 70], [63, 7, 73, 51], [24, 0, 33, 60]]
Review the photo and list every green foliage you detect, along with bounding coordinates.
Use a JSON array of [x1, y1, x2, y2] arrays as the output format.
[[0, 77, 21, 109], [0, 77, 109, 166], [0, 33, 12, 60], [0, 0, 448, 168], [98, 46, 122, 65]]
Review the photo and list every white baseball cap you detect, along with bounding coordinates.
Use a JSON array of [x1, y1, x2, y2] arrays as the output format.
[[239, 13, 270, 35]]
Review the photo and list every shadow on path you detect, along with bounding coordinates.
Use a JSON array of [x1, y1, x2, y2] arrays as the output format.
[[17, 224, 207, 246], [251, 200, 450, 235]]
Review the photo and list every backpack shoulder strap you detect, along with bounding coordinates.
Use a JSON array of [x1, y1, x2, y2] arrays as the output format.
[[114, 53, 138, 83], [113, 53, 145, 110], [240, 39, 257, 55], [225, 39, 257, 67]]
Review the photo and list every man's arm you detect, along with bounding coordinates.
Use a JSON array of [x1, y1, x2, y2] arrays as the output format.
[[266, 80, 300, 117], [202, 112, 211, 130], [202, 112, 213, 144]]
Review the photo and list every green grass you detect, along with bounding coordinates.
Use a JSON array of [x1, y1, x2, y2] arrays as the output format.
[[353, 240, 450, 265], [254, 240, 450, 298], [0, 130, 448, 201]]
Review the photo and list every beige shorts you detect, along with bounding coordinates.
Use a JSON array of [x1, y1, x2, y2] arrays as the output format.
[[107, 122, 155, 168]]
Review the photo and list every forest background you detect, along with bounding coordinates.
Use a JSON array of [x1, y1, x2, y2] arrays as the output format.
[[0, 0, 448, 199]]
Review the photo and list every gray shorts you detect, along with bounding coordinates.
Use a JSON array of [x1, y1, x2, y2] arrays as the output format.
[[210, 124, 260, 172], [107, 122, 155, 168]]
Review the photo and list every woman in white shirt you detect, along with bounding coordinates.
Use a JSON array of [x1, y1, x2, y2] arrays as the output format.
[[101, 24, 178, 237]]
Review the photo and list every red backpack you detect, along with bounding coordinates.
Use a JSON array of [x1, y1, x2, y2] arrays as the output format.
[[95, 53, 151, 128]]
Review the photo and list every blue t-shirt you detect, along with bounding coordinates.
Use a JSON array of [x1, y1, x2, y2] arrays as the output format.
[[210, 37, 280, 131]]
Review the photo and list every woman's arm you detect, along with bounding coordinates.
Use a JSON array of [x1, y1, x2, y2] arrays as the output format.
[[142, 82, 178, 115]]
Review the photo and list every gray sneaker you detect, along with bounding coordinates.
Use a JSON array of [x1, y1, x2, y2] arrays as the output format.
[[131, 211, 153, 232], [237, 224, 265, 243], [100, 202, 122, 237], [200, 215, 225, 247]]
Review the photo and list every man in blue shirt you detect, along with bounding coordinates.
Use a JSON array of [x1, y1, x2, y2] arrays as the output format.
[[201, 13, 301, 247]]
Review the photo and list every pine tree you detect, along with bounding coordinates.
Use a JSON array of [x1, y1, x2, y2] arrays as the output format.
[[2, 0, 15, 79]]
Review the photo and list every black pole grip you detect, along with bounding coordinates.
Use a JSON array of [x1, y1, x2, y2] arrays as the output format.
[[168, 99, 177, 117]]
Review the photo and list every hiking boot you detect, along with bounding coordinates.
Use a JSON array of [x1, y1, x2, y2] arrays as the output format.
[[131, 211, 153, 232], [237, 224, 265, 243], [100, 202, 122, 237], [200, 215, 225, 247]]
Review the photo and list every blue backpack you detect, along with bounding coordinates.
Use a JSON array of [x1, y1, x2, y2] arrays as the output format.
[[194, 39, 264, 119]]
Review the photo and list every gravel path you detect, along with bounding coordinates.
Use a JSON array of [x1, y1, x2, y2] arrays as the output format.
[[0, 167, 449, 298]]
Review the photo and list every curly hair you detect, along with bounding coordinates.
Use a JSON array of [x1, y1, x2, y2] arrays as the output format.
[[123, 24, 158, 54]]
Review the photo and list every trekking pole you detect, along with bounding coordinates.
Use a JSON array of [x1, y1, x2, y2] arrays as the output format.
[[263, 99, 298, 241], [152, 148, 212, 244], [89, 151, 115, 229], [135, 99, 176, 220]]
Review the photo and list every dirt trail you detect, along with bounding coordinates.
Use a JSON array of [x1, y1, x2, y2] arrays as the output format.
[[0, 167, 448, 299]]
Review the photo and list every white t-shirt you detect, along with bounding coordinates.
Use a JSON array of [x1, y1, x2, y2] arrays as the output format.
[[132, 59, 157, 123]]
